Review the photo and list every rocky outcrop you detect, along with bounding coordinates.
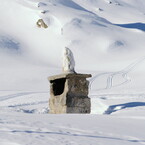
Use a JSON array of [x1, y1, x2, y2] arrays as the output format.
[[36, 19, 48, 28]]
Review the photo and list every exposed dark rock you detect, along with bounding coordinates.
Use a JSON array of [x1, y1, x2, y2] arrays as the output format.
[[36, 19, 48, 28]]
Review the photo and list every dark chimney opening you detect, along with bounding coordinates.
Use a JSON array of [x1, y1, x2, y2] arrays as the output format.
[[52, 78, 66, 96]]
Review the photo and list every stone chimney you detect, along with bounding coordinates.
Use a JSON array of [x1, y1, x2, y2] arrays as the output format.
[[48, 48, 91, 114]]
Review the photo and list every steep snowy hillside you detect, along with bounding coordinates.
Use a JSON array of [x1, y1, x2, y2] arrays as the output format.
[[0, 0, 145, 145], [1, 0, 145, 93]]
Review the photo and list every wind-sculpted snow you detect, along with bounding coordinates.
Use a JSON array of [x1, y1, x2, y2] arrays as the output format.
[[50, 0, 89, 11]]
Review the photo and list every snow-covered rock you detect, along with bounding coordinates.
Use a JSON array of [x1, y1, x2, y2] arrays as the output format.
[[62, 47, 75, 73]]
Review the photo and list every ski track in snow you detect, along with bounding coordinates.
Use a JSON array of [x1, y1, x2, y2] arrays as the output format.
[[90, 56, 145, 91], [0, 91, 48, 102], [0, 91, 49, 114], [8, 101, 48, 108], [0, 119, 145, 145]]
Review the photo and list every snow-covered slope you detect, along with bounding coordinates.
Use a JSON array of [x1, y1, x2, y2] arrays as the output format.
[[1, 0, 145, 93], [0, 0, 145, 145]]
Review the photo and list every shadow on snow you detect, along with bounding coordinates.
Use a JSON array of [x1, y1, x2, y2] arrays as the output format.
[[116, 22, 145, 31], [105, 102, 145, 114]]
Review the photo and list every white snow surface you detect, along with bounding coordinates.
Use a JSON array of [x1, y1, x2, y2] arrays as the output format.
[[0, 0, 145, 144]]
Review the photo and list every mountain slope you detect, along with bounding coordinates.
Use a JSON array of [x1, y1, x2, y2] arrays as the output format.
[[1, 0, 145, 93]]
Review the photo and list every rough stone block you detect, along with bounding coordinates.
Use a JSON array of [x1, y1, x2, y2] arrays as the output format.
[[48, 73, 91, 114]]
